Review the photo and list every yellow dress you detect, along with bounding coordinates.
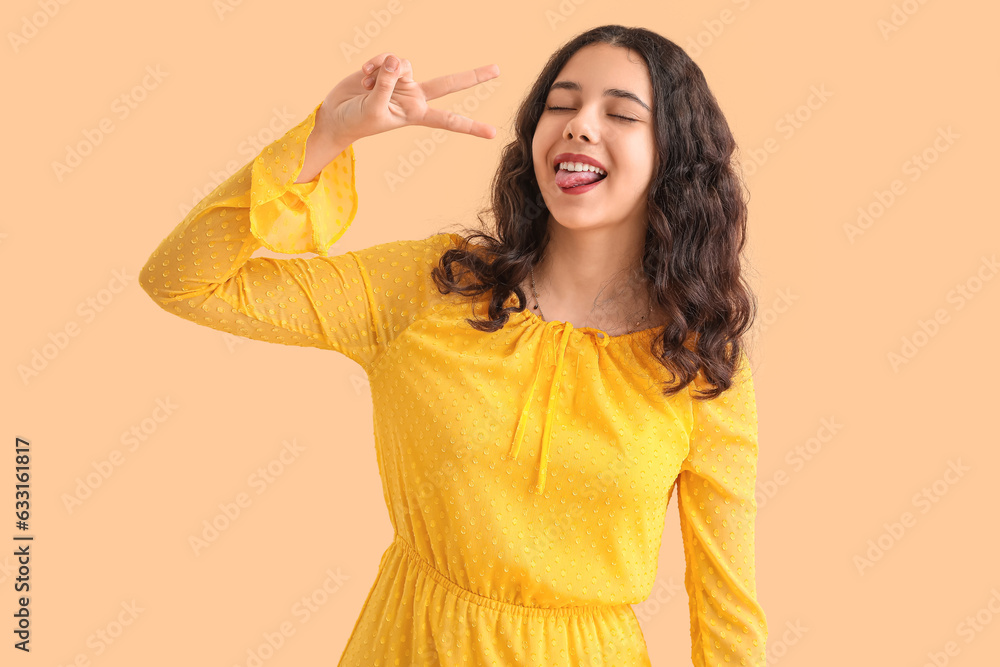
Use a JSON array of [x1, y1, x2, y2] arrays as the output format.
[[140, 101, 768, 666]]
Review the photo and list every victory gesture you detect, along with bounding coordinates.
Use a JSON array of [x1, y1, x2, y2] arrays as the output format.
[[316, 53, 500, 146]]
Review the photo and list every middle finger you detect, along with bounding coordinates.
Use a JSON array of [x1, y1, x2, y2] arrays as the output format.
[[361, 55, 412, 84]]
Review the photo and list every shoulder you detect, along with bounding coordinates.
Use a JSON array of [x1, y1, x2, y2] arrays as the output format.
[[343, 233, 467, 309], [687, 346, 755, 402], [346, 232, 462, 270]]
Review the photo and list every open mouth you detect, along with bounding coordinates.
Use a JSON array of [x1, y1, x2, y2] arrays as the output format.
[[553, 164, 608, 191]]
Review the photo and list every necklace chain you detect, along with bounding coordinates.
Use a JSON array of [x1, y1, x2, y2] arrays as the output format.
[[529, 265, 653, 334]]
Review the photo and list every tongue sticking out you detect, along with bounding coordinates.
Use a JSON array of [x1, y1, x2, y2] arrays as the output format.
[[555, 168, 606, 189]]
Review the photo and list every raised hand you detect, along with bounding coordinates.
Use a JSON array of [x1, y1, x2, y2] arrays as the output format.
[[316, 53, 500, 146]]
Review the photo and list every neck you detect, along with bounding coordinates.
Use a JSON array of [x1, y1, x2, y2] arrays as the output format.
[[530, 219, 652, 329]]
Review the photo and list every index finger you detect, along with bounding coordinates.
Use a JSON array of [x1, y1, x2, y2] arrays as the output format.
[[420, 64, 500, 103]]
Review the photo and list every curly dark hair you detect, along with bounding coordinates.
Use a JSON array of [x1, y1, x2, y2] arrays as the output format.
[[429, 24, 757, 400]]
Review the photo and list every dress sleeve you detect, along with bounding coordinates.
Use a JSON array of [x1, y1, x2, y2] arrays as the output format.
[[139, 100, 454, 374], [675, 350, 768, 666]]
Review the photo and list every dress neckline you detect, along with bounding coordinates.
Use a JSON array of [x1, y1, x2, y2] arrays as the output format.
[[515, 303, 666, 342]]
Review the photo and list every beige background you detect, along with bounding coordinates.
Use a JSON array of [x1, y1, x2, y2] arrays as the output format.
[[3, 0, 998, 665]]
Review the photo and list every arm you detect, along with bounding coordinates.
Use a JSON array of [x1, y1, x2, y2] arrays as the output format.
[[139, 101, 451, 373], [676, 351, 768, 666]]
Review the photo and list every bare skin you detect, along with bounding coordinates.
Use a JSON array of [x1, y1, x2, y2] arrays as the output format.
[[517, 263, 663, 337]]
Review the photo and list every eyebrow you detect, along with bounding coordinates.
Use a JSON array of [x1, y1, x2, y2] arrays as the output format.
[[548, 80, 651, 112]]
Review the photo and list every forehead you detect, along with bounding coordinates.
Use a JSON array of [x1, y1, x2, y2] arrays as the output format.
[[550, 43, 652, 100]]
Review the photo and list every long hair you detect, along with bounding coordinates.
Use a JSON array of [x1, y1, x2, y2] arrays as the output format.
[[430, 24, 757, 400]]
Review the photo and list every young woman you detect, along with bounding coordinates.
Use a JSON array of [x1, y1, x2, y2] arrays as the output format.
[[141, 24, 767, 667]]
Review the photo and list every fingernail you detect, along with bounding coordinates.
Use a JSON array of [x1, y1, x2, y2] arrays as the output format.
[[384, 57, 397, 72], [363, 63, 374, 73], [363, 76, 373, 87]]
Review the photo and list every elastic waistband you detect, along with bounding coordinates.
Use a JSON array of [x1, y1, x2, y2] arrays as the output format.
[[390, 534, 634, 619]]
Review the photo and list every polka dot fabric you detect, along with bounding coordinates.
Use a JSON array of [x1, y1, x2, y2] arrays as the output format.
[[678, 354, 768, 666], [140, 102, 768, 666]]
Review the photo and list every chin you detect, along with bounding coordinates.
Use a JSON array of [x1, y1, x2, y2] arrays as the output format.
[[548, 213, 610, 232]]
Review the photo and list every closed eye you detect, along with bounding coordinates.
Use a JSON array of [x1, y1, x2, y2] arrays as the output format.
[[545, 105, 638, 123]]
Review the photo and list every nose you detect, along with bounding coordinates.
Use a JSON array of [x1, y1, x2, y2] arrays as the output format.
[[562, 108, 597, 143]]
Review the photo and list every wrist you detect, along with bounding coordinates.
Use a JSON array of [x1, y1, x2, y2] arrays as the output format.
[[314, 104, 357, 152]]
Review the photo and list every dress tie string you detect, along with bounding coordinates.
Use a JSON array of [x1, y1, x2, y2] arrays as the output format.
[[509, 321, 612, 494]]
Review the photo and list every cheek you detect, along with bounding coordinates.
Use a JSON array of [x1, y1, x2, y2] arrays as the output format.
[[530, 136, 543, 172], [531, 141, 551, 179], [620, 141, 656, 181], [533, 119, 559, 146], [532, 122, 566, 171]]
